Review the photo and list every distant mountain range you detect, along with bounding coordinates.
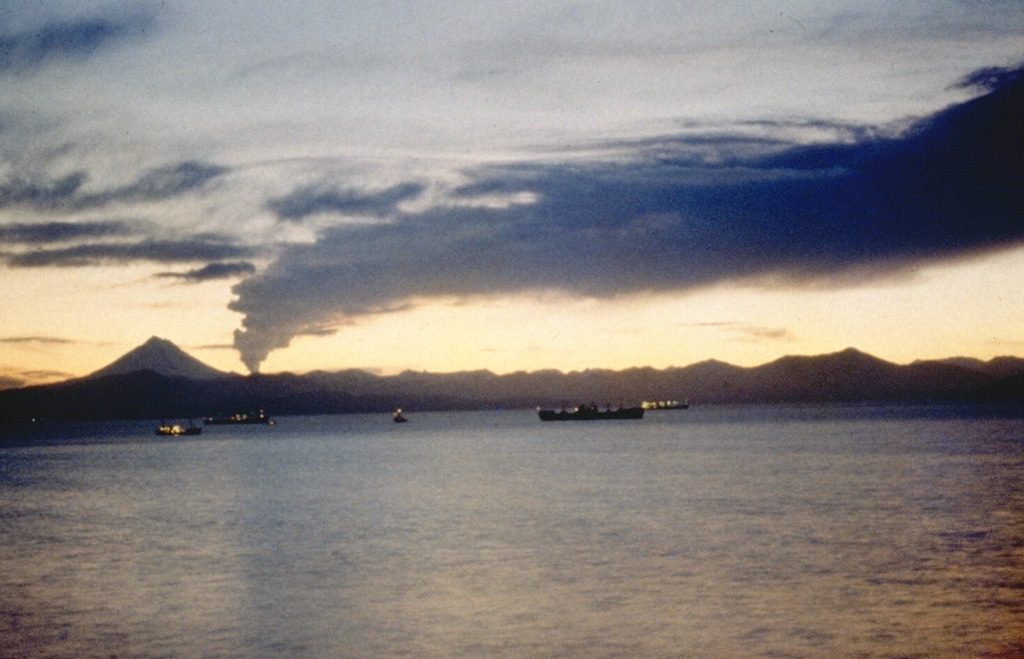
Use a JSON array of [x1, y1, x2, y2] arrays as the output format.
[[1, 337, 1022, 424]]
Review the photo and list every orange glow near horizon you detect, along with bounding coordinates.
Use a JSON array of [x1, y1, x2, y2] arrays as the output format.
[[2, 247, 1023, 386], [250, 247, 1024, 376]]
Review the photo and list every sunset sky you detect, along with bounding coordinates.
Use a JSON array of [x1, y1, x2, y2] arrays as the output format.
[[1, 1, 1023, 387]]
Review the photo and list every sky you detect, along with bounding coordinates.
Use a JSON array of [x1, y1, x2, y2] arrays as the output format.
[[1, 1, 1023, 387]]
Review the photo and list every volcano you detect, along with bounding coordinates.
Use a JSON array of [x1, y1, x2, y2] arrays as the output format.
[[86, 336, 229, 381]]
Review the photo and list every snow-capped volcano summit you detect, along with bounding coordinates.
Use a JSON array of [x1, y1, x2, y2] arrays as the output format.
[[86, 337, 228, 380]]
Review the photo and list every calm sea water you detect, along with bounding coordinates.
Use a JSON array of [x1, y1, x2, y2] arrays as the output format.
[[2, 405, 1023, 658]]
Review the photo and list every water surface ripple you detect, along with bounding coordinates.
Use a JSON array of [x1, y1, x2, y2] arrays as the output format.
[[2, 405, 1022, 657]]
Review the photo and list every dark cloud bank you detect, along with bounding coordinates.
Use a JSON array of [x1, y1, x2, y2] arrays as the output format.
[[228, 65, 1024, 372]]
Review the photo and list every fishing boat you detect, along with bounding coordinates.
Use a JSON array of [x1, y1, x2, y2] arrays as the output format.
[[203, 410, 273, 425], [393, 408, 408, 423], [155, 420, 202, 436], [538, 404, 644, 421], [641, 399, 689, 410]]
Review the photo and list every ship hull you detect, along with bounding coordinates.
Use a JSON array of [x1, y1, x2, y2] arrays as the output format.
[[538, 407, 644, 421]]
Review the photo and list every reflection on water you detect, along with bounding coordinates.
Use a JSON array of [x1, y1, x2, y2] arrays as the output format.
[[2, 406, 1023, 657]]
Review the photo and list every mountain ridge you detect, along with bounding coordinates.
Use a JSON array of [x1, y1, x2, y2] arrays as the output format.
[[1, 339, 1023, 423]]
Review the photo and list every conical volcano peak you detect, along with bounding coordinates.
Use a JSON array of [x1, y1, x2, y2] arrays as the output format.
[[86, 337, 228, 380], [135, 336, 181, 356]]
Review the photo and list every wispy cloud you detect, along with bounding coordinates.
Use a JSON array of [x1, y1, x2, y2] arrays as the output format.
[[155, 261, 257, 283], [0, 172, 87, 209], [0, 375, 24, 390], [230, 66, 1024, 372], [4, 238, 258, 268], [0, 337, 76, 388], [267, 182, 425, 221], [22, 369, 73, 380], [0, 161, 228, 211], [0, 336, 76, 345], [953, 64, 1024, 92], [0, 10, 154, 74], [0, 367, 75, 389], [91, 161, 229, 206], [729, 326, 795, 343], [193, 343, 236, 352], [0, 220, 132, 243], [676, 321, 793, 342]]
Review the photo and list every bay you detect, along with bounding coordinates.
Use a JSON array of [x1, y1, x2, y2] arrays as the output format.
[[2, 405, 1023, 657]]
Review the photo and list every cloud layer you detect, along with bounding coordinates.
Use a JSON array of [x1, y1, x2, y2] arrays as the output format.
[[156, 261, 257, 283], [6, 239, 256, 268], [0, 161, 228, 211], [0, 160, 249, 270], [229, 67, 1024, 372], [268, 183, 425, 221], [0, 11, 152, 73], [0, 220, 131, 243]]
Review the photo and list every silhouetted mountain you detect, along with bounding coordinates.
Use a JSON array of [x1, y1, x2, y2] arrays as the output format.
[[86, 336, 229, 380], [1, 339, 1023, 424], [742, 348, 994, 403], [934, 356, 1024, 379], [0, 369, 389, 424], [976, 371, 1024, 402]]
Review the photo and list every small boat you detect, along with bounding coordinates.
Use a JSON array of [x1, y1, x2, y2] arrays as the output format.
[[641, 399, 689, 410], [203, 410, 273, 425], [538, 404, 644, 421], [155, 420, 202, 436], [393, 408, 408, 423]]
